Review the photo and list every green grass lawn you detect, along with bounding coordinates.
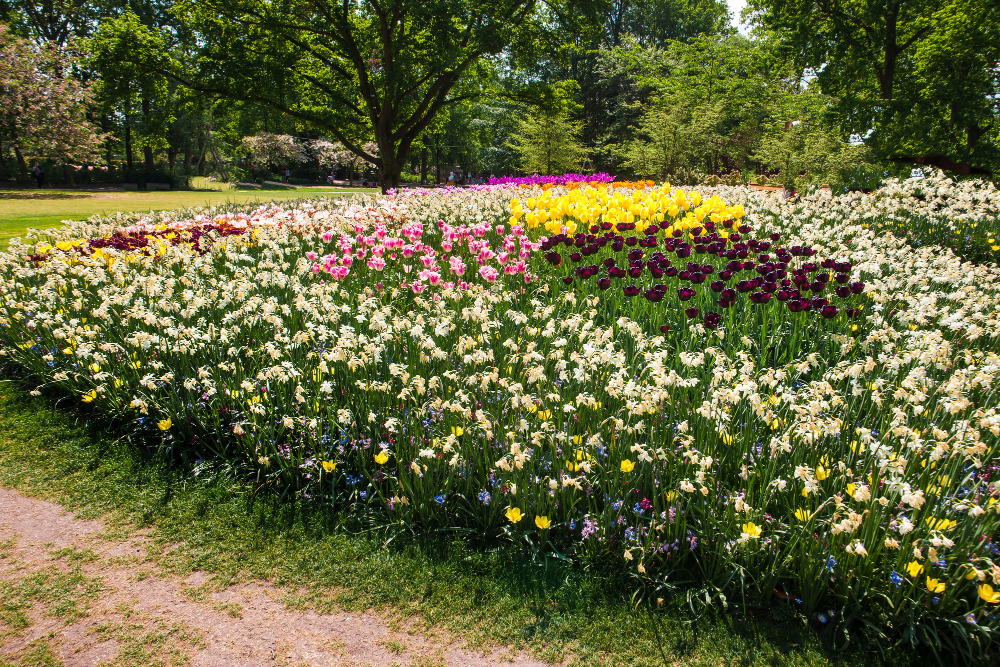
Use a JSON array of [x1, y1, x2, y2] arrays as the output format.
[[0, 385, 919, 667], [0, 180, 377, 245]]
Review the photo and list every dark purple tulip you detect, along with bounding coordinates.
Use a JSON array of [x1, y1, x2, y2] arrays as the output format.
[[851, 281, 865, 294], [835, 285, 851, 298], [775, 290, 791, 301], [562, 276, 573, 285], [628, 249, 644, 262], [821, 305, 839, 318], [659, 324, 671, 333], [677, 287, 697, 301], [643, 289, 664, 302], [598, 277, 611, 290], [704, 312, 722, 329], [719, 270, 733, 280], [664, 267, 678, 277], [623, 284, 640, 297], [818, 272, 830, 283], [750, 291, 771, 304], [604, 257, 617, 268], [835, 273, 849, 284], [690, 273, 707, 284], [625, 236, 638, 247], [570, 252, 582, 263], [710, 280, 725, 293], [770, 233, 781, 241], [809, 281, 825, 293], [629, 266, 643, 278], [685, 307, 700, 319], [545, 251, 562, 266]]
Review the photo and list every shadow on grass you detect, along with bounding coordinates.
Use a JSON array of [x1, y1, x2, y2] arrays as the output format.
[[0, 384, 923, 667], [0, 191, 93, 200]]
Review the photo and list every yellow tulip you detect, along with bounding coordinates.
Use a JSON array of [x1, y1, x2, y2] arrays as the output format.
[[794, 508, 810, 522], [157, 417, 171, 431], [321, 460, 337, 473], [979, 584, 1000, 603], [905, 561, 923, 577], [535, 515, 551, 530], [451, 426, 464, 437], [620, 459, 635, 473], [925, 577, 945, 593], [81, 389, 97, 403], [374, 451, 390, 465], [815, 465, 828, 481], [742, 522, 762, 539], [505, 507, 523, 523]]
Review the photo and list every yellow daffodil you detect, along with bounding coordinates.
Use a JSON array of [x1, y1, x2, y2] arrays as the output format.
[[505, 507, 522, 523], [157, 417, 171, 431], [321, 460, 337, 473], [535, 515, 551, 530], [815, 465, 828, 481], [451, 426, 463, 437], [794, 508, 810, 522], [905, 561, 923, 577], [742, 522, 761, 538], [81, 389, 97, 403]]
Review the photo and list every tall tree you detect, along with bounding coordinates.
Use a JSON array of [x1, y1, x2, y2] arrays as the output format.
[[87, 10, 173, 173], [748, 0, 999, 171], [174, 0, 571, 191], [0, 23, 103, 179]]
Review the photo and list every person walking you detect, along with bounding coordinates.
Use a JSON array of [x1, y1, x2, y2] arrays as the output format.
[[32, 163, 45, 188]]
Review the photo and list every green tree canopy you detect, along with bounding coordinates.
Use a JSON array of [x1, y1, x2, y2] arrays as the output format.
[[174, 0, 578, 190]]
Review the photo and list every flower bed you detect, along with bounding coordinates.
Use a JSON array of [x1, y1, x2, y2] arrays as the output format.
[[1, 179, 998, 654]]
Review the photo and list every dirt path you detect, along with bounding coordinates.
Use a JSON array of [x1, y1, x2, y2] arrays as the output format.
[[0, 488, 554, 667]]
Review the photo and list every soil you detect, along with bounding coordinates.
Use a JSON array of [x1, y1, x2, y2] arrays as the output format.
[[0, 487, 555, 667]]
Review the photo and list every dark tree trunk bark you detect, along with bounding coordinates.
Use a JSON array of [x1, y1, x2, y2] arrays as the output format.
[[142, 97, 155, 171], [377, 155, 401, 193], [420, 147, 427, 184], [13, 144, 28, 181], [878, 6, 899, 100], [125, 124, 134, 172]]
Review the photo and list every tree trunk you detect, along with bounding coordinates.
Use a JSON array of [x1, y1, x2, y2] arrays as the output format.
[[348, 162, 354, 186], [377, 155, 401, 193], [420, 147, 427, 184], [125, 124, 134, 172], [878, 6, 899, 100], [142, 97, 155, 172], [13, 144, 28, 181]]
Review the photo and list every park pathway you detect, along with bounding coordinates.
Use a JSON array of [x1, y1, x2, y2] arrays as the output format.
[[0, 487, 555, 667]]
